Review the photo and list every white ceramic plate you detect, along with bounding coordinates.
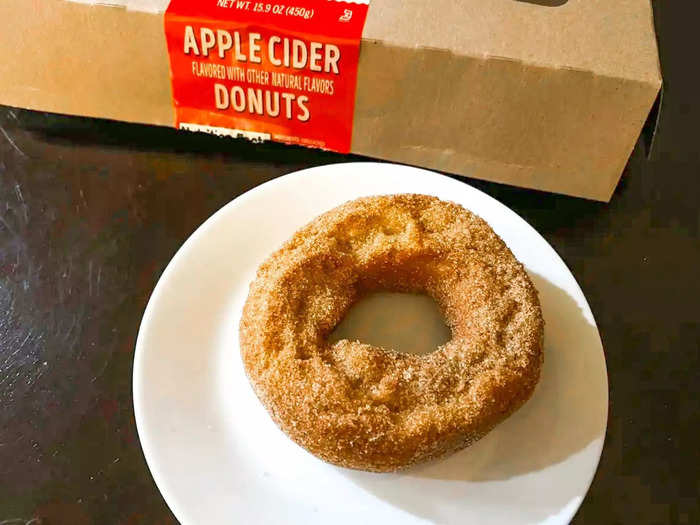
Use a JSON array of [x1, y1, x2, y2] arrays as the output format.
[[134, 163, 608, 525]]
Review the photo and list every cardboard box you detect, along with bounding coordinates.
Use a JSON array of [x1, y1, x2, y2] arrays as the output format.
[[0, 0, 661, 201]]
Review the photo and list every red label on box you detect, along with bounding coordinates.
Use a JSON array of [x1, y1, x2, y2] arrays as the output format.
[[164, 0, 369, 153]]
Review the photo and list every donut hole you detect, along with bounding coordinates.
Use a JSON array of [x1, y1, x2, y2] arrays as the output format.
[[328, 291, 451, 356]]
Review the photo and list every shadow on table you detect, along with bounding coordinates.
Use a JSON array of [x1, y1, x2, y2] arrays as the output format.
[[3, 106, 354, 164], [339, 274, 608, 523]]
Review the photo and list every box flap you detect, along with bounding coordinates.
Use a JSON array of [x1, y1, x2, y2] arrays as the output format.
[[642, 85, 663, 158]]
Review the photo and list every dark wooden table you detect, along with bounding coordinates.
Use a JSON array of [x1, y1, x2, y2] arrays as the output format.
[[1, 4, 698, 523]]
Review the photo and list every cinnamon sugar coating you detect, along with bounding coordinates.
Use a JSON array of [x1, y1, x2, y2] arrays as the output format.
[[240, 194, 544, 472]]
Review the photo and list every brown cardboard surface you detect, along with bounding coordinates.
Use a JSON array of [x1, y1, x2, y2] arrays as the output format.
[[363, 0, 661, 84], [0, 0, 661, 200], [352, 42, 660, 200], [0, 0, 173, 126]]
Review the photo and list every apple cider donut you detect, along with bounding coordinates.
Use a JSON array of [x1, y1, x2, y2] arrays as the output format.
[[239, 194, 544, 472]]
